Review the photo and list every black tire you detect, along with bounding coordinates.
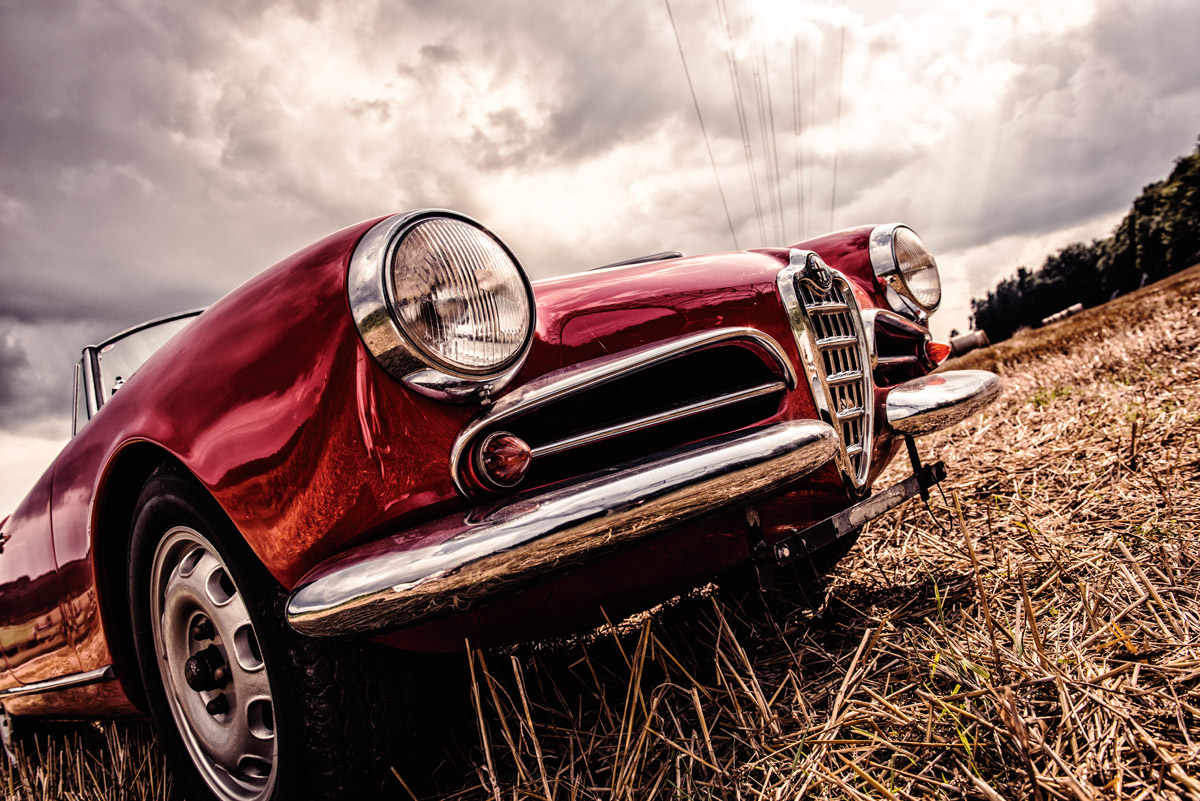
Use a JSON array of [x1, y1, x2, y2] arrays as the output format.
[[127, 468, 405, 801]]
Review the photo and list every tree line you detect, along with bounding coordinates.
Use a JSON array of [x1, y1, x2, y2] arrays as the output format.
[[969, 138, 1200, 343]]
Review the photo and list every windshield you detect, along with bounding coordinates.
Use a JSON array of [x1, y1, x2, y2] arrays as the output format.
[[95, 313, 199, 402]]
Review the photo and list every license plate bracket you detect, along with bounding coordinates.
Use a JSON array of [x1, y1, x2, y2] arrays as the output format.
[[770, 460, 946, 569]]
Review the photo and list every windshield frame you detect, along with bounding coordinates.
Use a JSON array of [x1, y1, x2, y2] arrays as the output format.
[[74, 309, 205, 435]]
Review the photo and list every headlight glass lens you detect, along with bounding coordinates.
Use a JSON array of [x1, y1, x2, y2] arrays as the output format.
[[390, 217, 533, 375], [894, 227, 941, 310]]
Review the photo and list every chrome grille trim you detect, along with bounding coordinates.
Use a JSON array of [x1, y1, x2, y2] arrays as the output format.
[[450, 327, 798, 495], [827, 370, 864, 387], [777, 250, 875, 489], [529, 379, 788, 458], [806, 301, 850, 314]]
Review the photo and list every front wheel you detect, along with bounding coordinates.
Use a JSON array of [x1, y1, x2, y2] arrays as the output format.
[[127, 469, 402, 801]]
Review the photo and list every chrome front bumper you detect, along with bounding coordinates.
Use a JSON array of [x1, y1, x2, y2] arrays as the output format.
[[287, 420, 840, 637], [287, 368, 1001, 639]]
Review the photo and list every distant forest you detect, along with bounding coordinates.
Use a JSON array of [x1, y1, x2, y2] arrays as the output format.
[[969, 138, 1200, 343]]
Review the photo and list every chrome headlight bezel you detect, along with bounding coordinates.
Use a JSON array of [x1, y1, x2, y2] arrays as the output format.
[[348, 209, 537, 402], [868, 223, 941, 316]]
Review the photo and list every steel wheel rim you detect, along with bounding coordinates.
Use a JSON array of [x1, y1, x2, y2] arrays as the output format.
[[150, 526, 277, 801]]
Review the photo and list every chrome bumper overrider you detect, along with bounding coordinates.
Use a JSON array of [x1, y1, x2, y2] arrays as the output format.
[[885, 369, 1002, 436], [287, 420, 840, 637]]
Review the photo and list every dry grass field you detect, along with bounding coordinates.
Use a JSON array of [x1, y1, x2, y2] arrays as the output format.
[[4, 265, 1199, 800]]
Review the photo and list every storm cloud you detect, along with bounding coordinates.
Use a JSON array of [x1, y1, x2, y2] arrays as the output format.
[[2, 0, 1199, 508]]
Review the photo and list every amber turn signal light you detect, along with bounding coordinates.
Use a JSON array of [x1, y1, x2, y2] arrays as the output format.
[[476, 431, 532, 489], [924, 340, 952, 365]]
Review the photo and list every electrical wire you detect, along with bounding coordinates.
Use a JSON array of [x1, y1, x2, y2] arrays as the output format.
[[808, 45, 816, 236], [716, 0, 767, 245], [829, 5, 846, 233], [761, 14, 786, 243], [791, 34, 805, 242], [663, 0, 739, 250], [742, 0, 784, 243]]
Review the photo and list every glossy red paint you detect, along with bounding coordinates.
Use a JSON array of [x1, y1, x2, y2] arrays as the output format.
[[2, 214, 915, 715], [70, 220, 470, 585], [52, 417, 122, 682], [0, 463, 81, 689]]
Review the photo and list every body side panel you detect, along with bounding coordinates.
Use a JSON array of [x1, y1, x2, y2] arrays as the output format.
[[0, 463, 80, 689]]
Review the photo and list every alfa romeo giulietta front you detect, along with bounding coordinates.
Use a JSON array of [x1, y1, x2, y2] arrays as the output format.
[[0, 209, 1003, 800], [284, 211, 1002, 647]]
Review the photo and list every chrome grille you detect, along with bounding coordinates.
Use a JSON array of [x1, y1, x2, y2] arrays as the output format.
[[777, 251, 875, 488], [451, 328, 798, 494]]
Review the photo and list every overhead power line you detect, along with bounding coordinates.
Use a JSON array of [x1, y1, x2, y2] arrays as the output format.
[[716, 0, 767, 245], [830, 5, 847, 232], [663, 0, 739, 250], [664, 0, 844, 247], [791, 35, 805, 242], [757, 3, 786, 243], [742, 0, 783, 243], [807, 44, 816, 236]]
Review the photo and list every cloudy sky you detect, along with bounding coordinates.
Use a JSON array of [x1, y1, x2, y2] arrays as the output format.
[[2, 0, 1199, 512]]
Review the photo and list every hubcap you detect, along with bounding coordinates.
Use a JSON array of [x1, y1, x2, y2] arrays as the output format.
[[150, 526, 277, 801]]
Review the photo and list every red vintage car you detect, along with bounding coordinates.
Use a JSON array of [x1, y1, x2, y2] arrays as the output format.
[[0, 210, 999, 800]]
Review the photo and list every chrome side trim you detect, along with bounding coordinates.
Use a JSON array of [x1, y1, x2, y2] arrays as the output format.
[[886, 370, 1003, 436], [347, 210, 537, 403], [0, 666, 116, 698], [592, 251, 685, 271], [449, 327, 798, 494], [529, 380, 787, 458], [777, 251, 875, 490], [288, 419, 839, 636]]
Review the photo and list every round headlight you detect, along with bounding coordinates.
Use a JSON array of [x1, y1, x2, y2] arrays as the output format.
[[348, 210, 537, 401], [388, 217, 533, 375], [869, 223, 941, 314]]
